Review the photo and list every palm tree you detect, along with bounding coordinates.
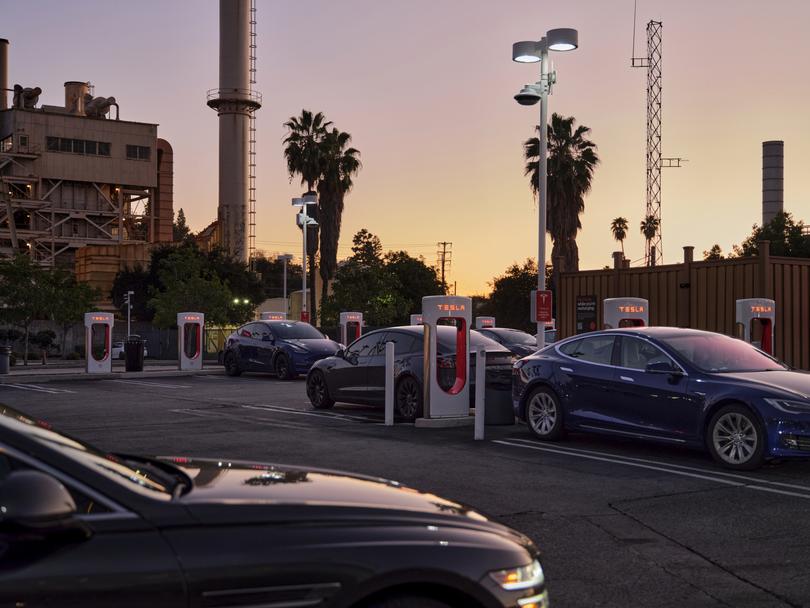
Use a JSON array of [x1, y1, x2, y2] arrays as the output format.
[[639, 214, 660, 265], [610, 217, 629, 256], [524, 113, 599, 276], [283, 110, 331, 323], [317, 128, 361, 312]]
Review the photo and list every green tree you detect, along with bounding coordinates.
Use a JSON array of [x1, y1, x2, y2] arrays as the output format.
[[111, 265, 153, 321], [173, 208, 191, 242], [486, 259, 545, 333], [640, 214, 660, 263], [253, 254, 303, 300], [283, 110, 332, 324], [524, 113, 600, 276], [317, 128, 361, 312], [384, 250, 444, 316], [703, 244, 725, 261], [610, 217, 629, 256], [45, 268, 99, 355], [0, 255, 50, 364], [732, 212, 810, 258]]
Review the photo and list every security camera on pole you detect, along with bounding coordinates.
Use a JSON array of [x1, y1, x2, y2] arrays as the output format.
[[292, 194, 318, 322], [511, 28, 579, 348]]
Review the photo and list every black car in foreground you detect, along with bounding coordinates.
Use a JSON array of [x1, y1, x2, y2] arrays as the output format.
[[0, 405, 547, 608], [513, 326, 810, 470], [306, 326, 515, 421]]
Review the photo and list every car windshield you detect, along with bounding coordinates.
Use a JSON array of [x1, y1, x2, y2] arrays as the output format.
[[270, 322, 325, 340], [0, 406, 175, 500], [661, 333, 787, 373], [437, 326, 505, 351]]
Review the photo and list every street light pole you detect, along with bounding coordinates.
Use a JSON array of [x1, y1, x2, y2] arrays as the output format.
[[125, 290, 134, 338], [512, 28, 578, 349], [292, 194, 317, 322]]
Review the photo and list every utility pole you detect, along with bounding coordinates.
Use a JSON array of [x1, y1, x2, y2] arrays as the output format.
[[124, 290, 134, 337], [436, 241, 452, 294]]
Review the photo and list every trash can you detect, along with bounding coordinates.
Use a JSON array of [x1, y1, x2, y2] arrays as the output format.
[[124, 336, 145, 372], [0, 346, 10, 375], [484, 387, 516, 425]]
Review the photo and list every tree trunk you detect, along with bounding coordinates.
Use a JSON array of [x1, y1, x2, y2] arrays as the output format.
[[23, 324, 29, 366]]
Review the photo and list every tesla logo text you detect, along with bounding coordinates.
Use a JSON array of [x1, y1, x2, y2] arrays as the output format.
[[344, 314, 362, 321], [750, 306, 773, 313], [618, 306, 645, 313], [437, 304, 466, 312]]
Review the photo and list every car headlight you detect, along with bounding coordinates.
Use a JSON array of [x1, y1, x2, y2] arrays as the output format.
[[513, 359, 526, 370], [489, 559, 544, 590], [764, 398, 810, 413]]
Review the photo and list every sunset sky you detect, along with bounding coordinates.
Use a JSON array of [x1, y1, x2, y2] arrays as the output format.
[[5, 0, 810, 294]]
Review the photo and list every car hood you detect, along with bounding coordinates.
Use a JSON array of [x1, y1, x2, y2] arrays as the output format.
[[161, 457, 498, 526], [283, 338, 340, 354], [719, 370, 810, 399]]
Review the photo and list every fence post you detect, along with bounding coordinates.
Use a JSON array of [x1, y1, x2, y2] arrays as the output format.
[[384, 341, 394, 426], [474, 347, 485, 440]]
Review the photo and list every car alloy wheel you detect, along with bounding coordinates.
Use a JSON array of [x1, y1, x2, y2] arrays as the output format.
[[275, 354, 295, 381], [224, 352, 242, 377], [712, 411, 758, 466], [307, 371, 334, 409], [396, 377, 422, 421], [526, 388, 563, 440]]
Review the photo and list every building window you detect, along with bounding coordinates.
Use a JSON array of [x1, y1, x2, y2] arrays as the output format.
[[19, 135, 28, 148], [45, 136, 111, 157], [126, 145, 151, 161]]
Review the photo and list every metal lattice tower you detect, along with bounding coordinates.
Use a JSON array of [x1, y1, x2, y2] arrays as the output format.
[[248, 0, 258, 267], [436, 241, 452, 292]]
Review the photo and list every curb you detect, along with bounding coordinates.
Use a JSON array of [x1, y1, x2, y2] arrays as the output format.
[[0, 367, 225, 385]]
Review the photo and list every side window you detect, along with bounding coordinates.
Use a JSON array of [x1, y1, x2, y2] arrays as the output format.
[[239, 324, 252, 338], [251, 324, 267, 340], [560, 336, 615, 365], [345, 334, 381, 358], [0, 450, 111, 515], [380, 332, 418, 355], [620, 337, 673, 370]]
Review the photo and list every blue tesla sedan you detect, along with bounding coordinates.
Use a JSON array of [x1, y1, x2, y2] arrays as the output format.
[[222, 321, 341, 380], [512, 327, 810, 470]]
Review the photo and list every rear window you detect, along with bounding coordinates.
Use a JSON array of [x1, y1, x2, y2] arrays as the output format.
[[269, 322, 324, 340], [437, 326, 505, 353]]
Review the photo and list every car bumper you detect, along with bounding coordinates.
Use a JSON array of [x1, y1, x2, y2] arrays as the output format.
[[292, 353, 334, 374], [767, 419, 810, 458]]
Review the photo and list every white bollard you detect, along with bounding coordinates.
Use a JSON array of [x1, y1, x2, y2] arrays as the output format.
[[474, 347, 486, 440], [384, 341, 395, 426]]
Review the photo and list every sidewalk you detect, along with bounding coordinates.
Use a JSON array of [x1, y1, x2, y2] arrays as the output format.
[[1, 362, 224, 384]]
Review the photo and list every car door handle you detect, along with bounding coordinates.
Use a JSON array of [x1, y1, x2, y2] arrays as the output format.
[[560, 366, 574, 373], [619, 376, 635, 382]]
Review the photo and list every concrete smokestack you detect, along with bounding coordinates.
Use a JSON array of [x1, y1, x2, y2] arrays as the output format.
[[0, 39, 8, 110], [207, 0, 260, 264], [762, 140, 784, 226]]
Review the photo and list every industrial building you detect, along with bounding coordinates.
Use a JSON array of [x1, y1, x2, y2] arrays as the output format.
[[0, 38, 173, 274]]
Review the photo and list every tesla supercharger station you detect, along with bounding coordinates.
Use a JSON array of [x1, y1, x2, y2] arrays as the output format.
[[260, 312, 287, 321], [603, 298, 649, 329], [178, 312, 204, 371], [410, 314, 423, 325], [735, 298, 776, 355], [339, 312, 363, 345], [422, 295, 471, 419], [84, 312, 113, 374], [475, 316, 495, 329]]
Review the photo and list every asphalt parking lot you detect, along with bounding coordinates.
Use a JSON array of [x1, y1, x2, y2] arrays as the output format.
[[3, 373, 810, 607]]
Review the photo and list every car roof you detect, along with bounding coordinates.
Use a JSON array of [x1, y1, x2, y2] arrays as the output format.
[[569, 327, 722, 340]]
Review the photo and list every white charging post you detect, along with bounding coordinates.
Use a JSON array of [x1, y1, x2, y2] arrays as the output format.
[[603, 297, 649, 329], [475, 316, 496, 329], [339, 312, 363, 345], [474, 347, 486, 440], [260, 312, 287, 321], [384, 341, 395, 426], [735, 298, 776, 355], [84, 312, 114, 374], [178, 312, 204, 371], [421, 295, 472, 422], [410, 314, 423, 325]]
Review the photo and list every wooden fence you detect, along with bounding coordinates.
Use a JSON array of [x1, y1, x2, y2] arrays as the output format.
[[557, 242, 810, 369]]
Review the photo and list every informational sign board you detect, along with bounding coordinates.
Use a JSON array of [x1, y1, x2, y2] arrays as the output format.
[[535, 290, 553, 324], [576, 295, 598, 334]]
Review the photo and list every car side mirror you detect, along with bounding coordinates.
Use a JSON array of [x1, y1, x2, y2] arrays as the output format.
[[335, 348, 345, 359], [645, 361, 682, 376], [0, 471, 91, 540]]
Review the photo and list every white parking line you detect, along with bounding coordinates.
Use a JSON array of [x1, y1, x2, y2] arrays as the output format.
[[0, 383, 75, 394], [246, 404, 382, 424], [493, 439, 810, 500], [170, 407, 310, 431], [109, 379, 192, 389]]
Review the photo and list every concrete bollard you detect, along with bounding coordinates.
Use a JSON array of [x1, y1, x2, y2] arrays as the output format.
[[385, 341, 395, 426], [474, 347, 486, 440]]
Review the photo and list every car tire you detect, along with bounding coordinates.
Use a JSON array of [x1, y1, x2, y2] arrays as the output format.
[[395, 376, 423, 422], [525, 386, 565, 441], [307, 370, 335, 409], [224, 351, 242, 377], [707, 404, 765, 470], [366, 596, 453, 608], [275, 354, 296, 381]]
